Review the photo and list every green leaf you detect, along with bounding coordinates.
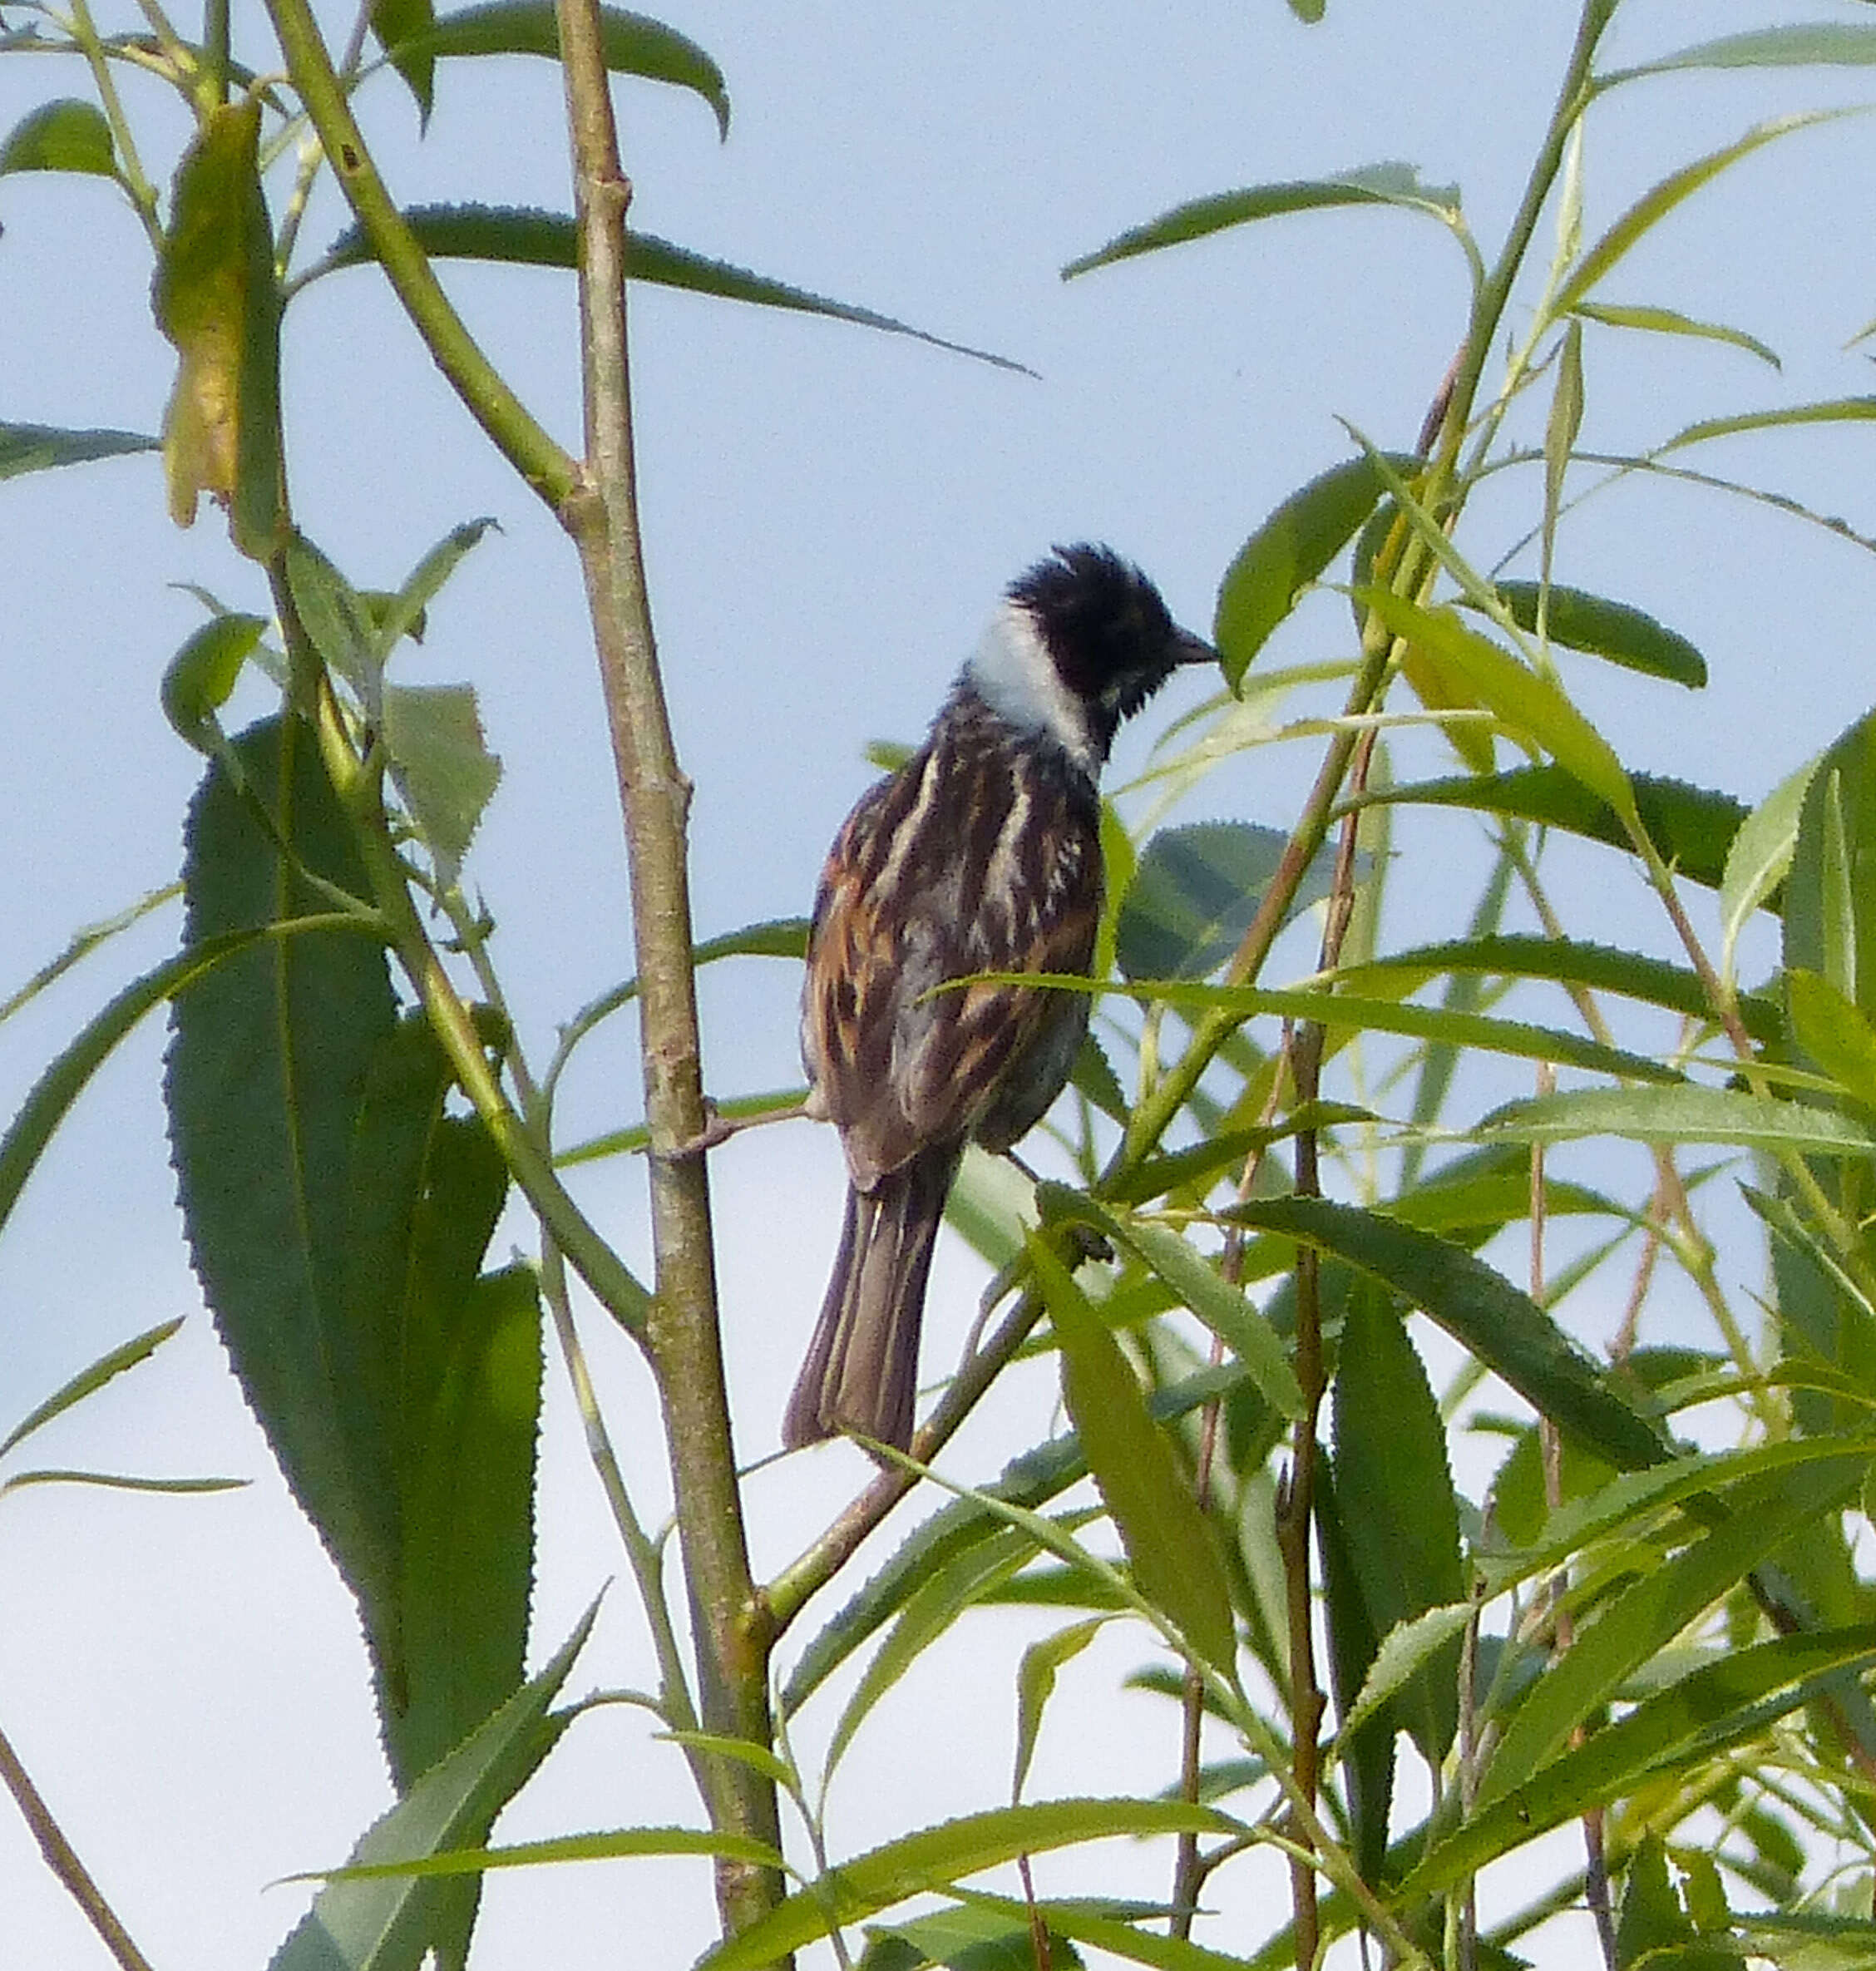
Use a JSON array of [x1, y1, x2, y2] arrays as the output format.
[[309, 1823, 782, 1880], [947, 1891, 1261, 1971], [161, 612, 267, 751], [374, 517, 499, 659], [286, 531, 378, 694], [1336, 933, 1774, 1042], [1357, 589, 1636, 824], [694, 1799, 1241, 1971], [1062, 164, 1461, 279], [1542, 318, 1584, 588], [1474, 1455, 1864, 1815], [1313, 1450, 1393, 1881], [866, 1904, 1086, 1971], [371, 0, 435, 123], [1228, 1197, 1671, 1471], [1114, 820, 1343, 980], [1362, 765, 1749, 891], [1553, 113, 1844, 319], [1492, 583, 1706, 688], [1602, 24, 1876, 88], [1031, 1232, 1237, 1674], [0, 422, 158, 480], [382, 684, 502, 885], [1410, 1622, 1876, 1898], [1330, 1600, 1476, 1756], [0, 1318, 185, 1460], [1572, 299, 1780, 372], [1212, 453, 1419, 684], [1788, 711, 1876, 1016], [0, 98, 115, 175], [152, 99, 284, 556], [1720, 757, 1816, 986], [1482, 1084, 1876, 1158], [270, 1603, 595, 1971], [1662, 395, 1876, 452], [390, 2, 729, 137], [302, 207, 1026, 372], [1013, 1618, 1105, 1802], [1789, 970, 1876, 1109], [1330, 1282, 1464, 1763]]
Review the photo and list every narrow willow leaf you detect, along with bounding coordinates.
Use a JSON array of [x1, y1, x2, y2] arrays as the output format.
[[0, 98, 115, 175], [868, 1905, 1087, 1971], [161, 612, 267, 751], [371, 0, 435, 122], [1358, 589, 1636, 823], [0, 1467, 243, 1498], [309, 1825, 782, 1880], [1787, 711, 1876, 1020], [1602, 24, 1876, 88], [1115, 820, 1343, 980], [390, 1, 730, 137], [1061, 165, 1460, 279], [1663, 395, 1876, 452], [1482, 1084, 1876, 1157], [1331, 1282, 1464, 1762], [1572, 299, 1780, 371], [375, 517, 498, 659], [1104, 1102, 1374, 1207], [1474, 1455, 1864, 1814], [1228, 1198, 1671, 1470], [1788, 970, 1876, 1109], [1542, 319, 1584, 591], [382, 684, 502, 885], [694, 1799, 1241, 1971], [1492, 583, 1706, 688], [152, 99, 284, 556], [286, 531, 378, 694], [1314, 1450, 1392, 1880], [1331, 1600, 1476, 1754], [1336, 933, 1773, 1042], [1013, 1618, 1105, 1801], [1032, 1232, 1237, 1674], [303, 207, 1024, 371], [1720, 756, 1816, 985], [0, 422, 158, 480], [270, 1603, 596, 1971], [0, 1318, 185, 1460], [1212, 453, 1419, 684], [946, 1890, 1251, 1971], [1362, 765, 1748, 890], [657, 1731, 796, 1791], [1553, 113, 1844, 319]]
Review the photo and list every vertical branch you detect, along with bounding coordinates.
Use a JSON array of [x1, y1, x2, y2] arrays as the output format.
[[552, 0, 782, 1936]]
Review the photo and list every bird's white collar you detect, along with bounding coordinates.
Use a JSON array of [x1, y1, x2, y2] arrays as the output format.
[[965, 600, 1098, 775]]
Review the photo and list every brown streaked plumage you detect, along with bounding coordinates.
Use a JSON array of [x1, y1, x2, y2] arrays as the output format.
[[784, 546, 1215, 1453]]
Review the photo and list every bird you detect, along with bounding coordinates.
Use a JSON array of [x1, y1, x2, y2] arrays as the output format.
[[783, 544, 1217, 1453]]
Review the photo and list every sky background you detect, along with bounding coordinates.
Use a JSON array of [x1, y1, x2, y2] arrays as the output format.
[[4, 0, 1876, 1964]]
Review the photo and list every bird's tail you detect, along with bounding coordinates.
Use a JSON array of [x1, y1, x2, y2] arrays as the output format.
[[782, 1146, 960, 1452]]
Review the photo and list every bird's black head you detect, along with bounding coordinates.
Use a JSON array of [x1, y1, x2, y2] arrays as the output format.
[[1009, 544, 1215, 755]]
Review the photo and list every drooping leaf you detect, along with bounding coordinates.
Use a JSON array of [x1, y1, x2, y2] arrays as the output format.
[[381, 683, 502, 885], [161, 611, 268, 752], [1572, 299, 1780, 372], [1330, 1282, 1464, 1764], [1031, 1232, 1237, 1675], [1062, 165, 1462, 279], [301, 206, 1025, 371], [1012, 1618, 1105, 1803], [0, 98, 115, 175], [152, 99, 284, 556], [389, 1, 729, 136], [270, 1603, 595, 1971], [1114, 820, 1342, 981], [1228, 1197, 1671, 1470], [1492, 582, 1706, 688], [0, 422, 158, 480], [1212, 453, 1419, 684], [693, 1799, 1241, 1971], [1362, 764, 1749, 891]]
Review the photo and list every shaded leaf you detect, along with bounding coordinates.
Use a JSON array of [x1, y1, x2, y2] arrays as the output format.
[[694, 1799, 1242, 1971], [1789, 969, 1876, 1108], [390, 1, 728, 137], [371, 0, 435, 122], [286, 531, 378, 694], [1361, 765, 1749, 891], [1482, 1084, 1876, 1158], [0, 1318, 185, 1460], [1062, 165, 1461, 279], [152, 99, 284, 556], [1493, 582, 1706, 688], [1663, 395, 1876, 452], [1314, 1450, 1395, 1881], [0, 97, 114, 175], [1572, 299, 1780, 372], [0, 422, 158, 480], [866, 1904, 1086, 1971], [1788, 710, 1876, 1015], [1212, 453, 1419, 684], [270, 1603, 595, 1971], [303, 206, 1024, 371], [1603, 24, 1876, 88], [1720, 756, 1816, 984], [375, 517, 499, 658], [1228, 1197, 1671, 1470], [1032, 1232, 1237, 1673]]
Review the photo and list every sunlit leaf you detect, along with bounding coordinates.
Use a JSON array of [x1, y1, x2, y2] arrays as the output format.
[[1662, 395, 1876, 452], [1572, 298, 1780, 371], [1720, 755, 1816, 985], [161, 612, 267, 752], [1492, 582, 1706, 688], [0, 422, 158, 480], [1013, 1619, 1104, 1802], [382, 683, 502, 885], [0, 97, 114, 175], [1481, 1084, 1876, 1157]]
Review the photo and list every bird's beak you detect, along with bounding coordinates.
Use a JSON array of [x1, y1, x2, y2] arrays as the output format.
[[1175, 625, 1221, 669]]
